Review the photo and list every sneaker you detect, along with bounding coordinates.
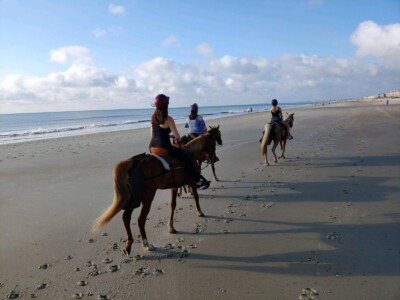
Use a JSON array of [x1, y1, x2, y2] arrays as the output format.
[[288, 134, 293, 140], [212, 156, 220, 163], [197, 180, 210, 190]]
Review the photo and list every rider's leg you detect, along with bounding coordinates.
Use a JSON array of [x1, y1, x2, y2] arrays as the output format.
[[168, 147, 209, 189]]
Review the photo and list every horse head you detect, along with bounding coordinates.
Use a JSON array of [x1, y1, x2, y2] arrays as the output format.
[[209, 125, 222, 146], [286, 113, 294, 128]]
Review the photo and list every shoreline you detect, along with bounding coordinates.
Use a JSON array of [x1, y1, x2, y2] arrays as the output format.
[[1, 99, 399, 299], [3, 97, 398, 146]]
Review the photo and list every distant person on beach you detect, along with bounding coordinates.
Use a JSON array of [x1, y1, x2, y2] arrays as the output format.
[[270, 99, 293, 140], [149, 94, 209, 190], [386, 99, 389, 106], [184, 103, 208, 137]]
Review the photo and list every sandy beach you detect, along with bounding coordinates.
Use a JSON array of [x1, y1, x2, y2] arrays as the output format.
[[1, 99, 399, 300]]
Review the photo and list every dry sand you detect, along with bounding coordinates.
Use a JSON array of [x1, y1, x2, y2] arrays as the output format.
[[1, 99, 399, 299]]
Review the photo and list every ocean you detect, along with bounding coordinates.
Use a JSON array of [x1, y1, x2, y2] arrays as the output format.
[[0, 102, 313, 144]]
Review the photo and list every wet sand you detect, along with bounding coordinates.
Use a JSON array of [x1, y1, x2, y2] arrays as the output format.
[[1, 99, 399, 299]]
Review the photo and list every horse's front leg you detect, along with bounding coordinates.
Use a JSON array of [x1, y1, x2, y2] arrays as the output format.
[[264, 145, 270, 166], [279, 140, 286, 159], [122, 207, 134, 255], [168, 188, 178, 233], [211, 163, 219, 181], [190, 183, 205, 217], [271, 141, 278, 163], [138, 189, 156, 251]]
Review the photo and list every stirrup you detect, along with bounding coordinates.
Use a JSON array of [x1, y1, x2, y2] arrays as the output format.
[[197, 179, 210, 190]]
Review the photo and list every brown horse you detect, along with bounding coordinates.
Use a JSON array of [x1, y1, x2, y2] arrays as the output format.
[[93, 134, 216, 255], [179, 125, 222, 181], [260, 113, 294, 165]]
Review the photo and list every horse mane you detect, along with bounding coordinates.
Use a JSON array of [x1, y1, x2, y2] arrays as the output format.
[[183, 134, 209, 155]]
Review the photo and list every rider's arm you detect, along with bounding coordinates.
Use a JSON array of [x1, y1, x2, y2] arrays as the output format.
[[278, 107, 283, 119], [167, 116, 181, 142], [198, 116, 207, 133]]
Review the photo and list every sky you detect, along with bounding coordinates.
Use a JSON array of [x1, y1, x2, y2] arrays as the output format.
[[0, 0, 399, 113]]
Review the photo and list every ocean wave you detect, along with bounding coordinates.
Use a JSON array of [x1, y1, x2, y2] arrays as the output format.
[[0, 119, 150, 139]]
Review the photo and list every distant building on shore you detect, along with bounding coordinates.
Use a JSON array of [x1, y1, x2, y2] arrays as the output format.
[[363, 88, 400, 99]]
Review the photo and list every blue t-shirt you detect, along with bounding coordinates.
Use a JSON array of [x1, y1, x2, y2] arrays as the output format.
[[184, 116, 206, 135]]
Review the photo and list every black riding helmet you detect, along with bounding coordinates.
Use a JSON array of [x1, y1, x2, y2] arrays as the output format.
[[271, 99, 278, 106]]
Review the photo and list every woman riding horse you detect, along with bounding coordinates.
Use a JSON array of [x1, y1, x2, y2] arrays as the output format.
[[270, 99, 293, 140], [93, 119, 216, 255], [184, 102, 207, 137], [149, 94, 209, 190]]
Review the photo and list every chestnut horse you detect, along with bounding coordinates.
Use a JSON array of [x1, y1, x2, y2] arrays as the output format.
[[179, 125, 222, 181], [260, 113, 294, 165], [93, 134, 216, 255]]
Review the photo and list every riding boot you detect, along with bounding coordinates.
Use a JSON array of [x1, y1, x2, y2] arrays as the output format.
[[197, 175, 210, 190]]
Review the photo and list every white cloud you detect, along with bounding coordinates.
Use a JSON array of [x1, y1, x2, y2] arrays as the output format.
[[115, 76, 129, 88], [196, 43, 214, 57], [92, 27, 123, 38], [93, 28, 107, 38], [2, 51, 399, 112], [162, 35, 178, 47], [351, 21, 400, 65], [108, 4, 125, 15], [2, 20, 400, 114], [50, 46, 92, 65]]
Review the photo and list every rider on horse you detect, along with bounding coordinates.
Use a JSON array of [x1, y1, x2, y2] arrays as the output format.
[[149, 94, 210, 190], [184, 103, 219, 163], [270, 99, 293, 140], [184, 103, 207, 137]]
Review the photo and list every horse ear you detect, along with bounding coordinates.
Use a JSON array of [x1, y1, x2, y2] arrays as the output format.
[[217, 125, 220, 129]]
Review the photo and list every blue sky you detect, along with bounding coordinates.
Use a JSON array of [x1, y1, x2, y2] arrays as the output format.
[[1, 0, 399, 113]]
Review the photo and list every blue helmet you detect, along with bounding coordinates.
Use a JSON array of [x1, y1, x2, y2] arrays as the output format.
[[190, 103, 198, 112], [271, 99, 278, 106]]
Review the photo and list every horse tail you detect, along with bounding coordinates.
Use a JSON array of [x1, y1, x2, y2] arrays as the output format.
[[260, 124, 270, 156], [92, 159, 134, 231]]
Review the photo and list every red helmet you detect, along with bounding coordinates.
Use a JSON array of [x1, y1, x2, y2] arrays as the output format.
[[154, 94, 169, 109]]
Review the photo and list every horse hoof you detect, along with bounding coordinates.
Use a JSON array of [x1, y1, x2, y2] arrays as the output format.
[[142, 240, 154, 251], [123, 248, 130, 256], [169, 228, 177, 234], [198, 212, 205, 217]]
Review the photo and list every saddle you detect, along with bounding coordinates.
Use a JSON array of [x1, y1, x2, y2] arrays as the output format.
[[149, 147, 186, 170], [259, 123, 287, 145], [124, 152, 187, 211]]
